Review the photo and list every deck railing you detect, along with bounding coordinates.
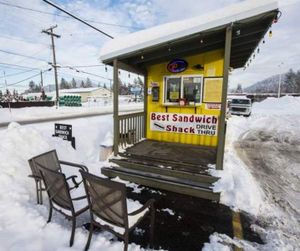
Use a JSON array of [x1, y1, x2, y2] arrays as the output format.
[[118, 112, 145, 147]]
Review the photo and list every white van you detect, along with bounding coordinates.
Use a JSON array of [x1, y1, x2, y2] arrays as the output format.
[[228, 96, 252, 117]]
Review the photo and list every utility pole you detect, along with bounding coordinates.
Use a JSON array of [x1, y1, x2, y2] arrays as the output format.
[[42, 25, 60, 107], [277, 62, 284, 99], [40, 70, 44, 89], [3, 71, 11, 113]]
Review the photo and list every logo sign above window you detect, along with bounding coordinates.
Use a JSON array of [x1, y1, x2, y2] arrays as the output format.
[[167, 59, 188, 73]]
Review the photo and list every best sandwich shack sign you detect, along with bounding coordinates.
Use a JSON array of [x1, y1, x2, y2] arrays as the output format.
[[150, 112, 218, 136]]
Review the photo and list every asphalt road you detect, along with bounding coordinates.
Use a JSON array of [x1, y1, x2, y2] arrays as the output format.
[[235, 129, 300, 245], [0, 108, 142, 128]]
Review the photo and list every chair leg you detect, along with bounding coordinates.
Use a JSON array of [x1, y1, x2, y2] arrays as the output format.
[[38, 181, 43, 205], [124, 232, 129, 251], [70, 217, 76, 247], [47, 202, 53, 223], [35, 181, 39, 204], [85, 223, 94, 251], [150, 204, 155, 248]]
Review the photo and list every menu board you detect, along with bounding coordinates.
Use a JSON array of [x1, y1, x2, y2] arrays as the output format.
[[203, 78, 223, 103]]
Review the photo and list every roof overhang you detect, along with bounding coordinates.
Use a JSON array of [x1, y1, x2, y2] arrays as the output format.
[[100, 1, 279, 71]]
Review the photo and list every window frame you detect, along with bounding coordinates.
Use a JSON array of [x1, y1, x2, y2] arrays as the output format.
[[163, 74, 203, 106]]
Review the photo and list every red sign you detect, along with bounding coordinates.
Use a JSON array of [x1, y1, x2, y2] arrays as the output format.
[[167, 59, 188, 73], [150, 112, 218, 136]]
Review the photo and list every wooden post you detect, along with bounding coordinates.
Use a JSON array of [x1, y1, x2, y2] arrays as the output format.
[[216, 25, 232, 170], [113, 59, 119, 156], [143, 72, 148, 138]]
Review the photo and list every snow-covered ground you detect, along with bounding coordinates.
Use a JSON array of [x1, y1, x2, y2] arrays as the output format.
[[208, 96, 300, 250], [0, 96, 299, 250]]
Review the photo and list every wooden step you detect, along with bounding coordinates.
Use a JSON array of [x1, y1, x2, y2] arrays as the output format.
[[110, 158, 218, 184], [101, 167, 220, 201], [118, 152, 210, 173]]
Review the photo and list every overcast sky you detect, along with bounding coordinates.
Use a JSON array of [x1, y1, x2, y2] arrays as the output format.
[[0, 0, 299, 92]]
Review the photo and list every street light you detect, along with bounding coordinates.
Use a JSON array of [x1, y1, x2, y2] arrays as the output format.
[[278, 62, 284, 98]]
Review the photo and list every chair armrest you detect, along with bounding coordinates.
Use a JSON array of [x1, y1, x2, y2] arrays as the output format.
[[66, 175, 81, 189], [28, 174, 41, 180], [71, 195, 87, 201], [66, 175, 78, 181], [59, 160, 89, 172], [128, 199, 155, 216]]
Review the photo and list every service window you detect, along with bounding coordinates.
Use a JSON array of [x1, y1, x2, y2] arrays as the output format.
[[183, 76, 202, 103], [164, 75, 203, 105], [165, 76, 181, 103]]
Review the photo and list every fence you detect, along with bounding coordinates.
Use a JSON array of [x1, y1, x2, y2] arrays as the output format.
[[118, 112, 144, 147]]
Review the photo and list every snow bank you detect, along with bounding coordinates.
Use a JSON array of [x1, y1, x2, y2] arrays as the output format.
[[208, 96, 300, 250], [210, 114, 264, 215], [202, 233, 241, 251], [0, 120, 152, 251], [212, 96, 300, 213], [252, 96, 300, 115]]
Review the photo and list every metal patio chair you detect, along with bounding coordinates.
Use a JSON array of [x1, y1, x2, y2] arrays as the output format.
[[29, 149, 88, 204], [80, 170, 155, 251], [39, 165, 89, 247], [28, 158, 45, 204]]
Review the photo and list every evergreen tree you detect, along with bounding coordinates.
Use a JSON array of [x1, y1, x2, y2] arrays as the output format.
[[29, 80, 36, 92], [284, 69, 299, 93], [133, 76, 144, 95], [71, 78, 77, 88], [118, 77, 131, 95], [80, 80, 85, 88], [85, 78, 93, 87], [103, 83, 107, 89], [0, 90, 2, 99], [60, 78, 68, 89], [236, 84, 243, 93]]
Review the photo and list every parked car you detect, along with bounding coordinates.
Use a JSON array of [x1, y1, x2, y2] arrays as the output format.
[[228, 96, 252, 117]]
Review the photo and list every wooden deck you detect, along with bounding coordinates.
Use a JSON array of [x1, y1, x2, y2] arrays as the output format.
[[102, 140, 219, 201], [126, 140, 216, 168]]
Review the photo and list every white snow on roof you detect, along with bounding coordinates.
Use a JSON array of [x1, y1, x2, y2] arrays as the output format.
[[100, 0, 278, 62], [60, 87, 106, 93]]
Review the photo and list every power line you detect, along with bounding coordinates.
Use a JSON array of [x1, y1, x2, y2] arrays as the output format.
[[0, 49, 49, 63], [0, 68, 38, 78], [62, 66, 112, 81], [42, 0, 114, 39], [60, 64, 105, 68], [6, 68, 52, 87], [57, 71, 106, 85], [0, 62, 42, 70], [0, 34, 50, 47], [0, 1, 139, 30]]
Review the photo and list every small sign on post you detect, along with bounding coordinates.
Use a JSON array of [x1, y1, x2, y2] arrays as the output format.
[[53, 123, 76, 149]]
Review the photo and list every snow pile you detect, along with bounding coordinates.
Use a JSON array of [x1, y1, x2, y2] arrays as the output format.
[[0, 121, 151, 251], [208, 96, 300, 250], [202, 233, 241, 251], [100, 131, 114, 147], [252, 95, 300, 115], [210, 147, 264, 215]]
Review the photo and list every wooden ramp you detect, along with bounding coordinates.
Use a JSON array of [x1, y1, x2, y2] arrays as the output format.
[[102, 140, 220, 201]]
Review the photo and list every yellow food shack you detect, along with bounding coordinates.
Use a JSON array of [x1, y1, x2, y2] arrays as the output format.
[[100, 0, 279, 200]]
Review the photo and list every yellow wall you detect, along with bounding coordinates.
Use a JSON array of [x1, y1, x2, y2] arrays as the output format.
[[146, 49, 224, 147]]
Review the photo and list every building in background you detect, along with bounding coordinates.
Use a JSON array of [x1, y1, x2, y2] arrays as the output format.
[[60, 87, 112, 102]]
